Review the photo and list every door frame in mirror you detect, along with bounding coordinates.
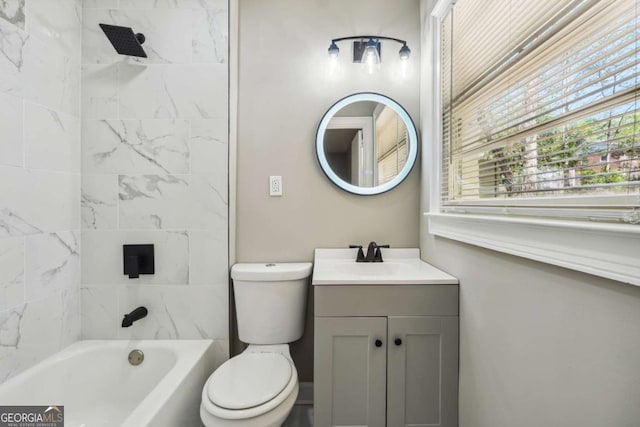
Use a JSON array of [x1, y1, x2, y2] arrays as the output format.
[[315, 92, 418, 195]]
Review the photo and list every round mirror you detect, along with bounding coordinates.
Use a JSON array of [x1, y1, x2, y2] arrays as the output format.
[[316, 93, 418, 195]]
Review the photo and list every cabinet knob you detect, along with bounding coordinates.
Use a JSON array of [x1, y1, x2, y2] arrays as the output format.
[[394, 338, 402, 346], [374, 339, 383, 348]]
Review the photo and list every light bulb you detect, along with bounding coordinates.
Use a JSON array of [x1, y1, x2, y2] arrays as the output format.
[[398, 44, 411, 61], [328, 41, 339, 58], [361, 39, 380, 75]]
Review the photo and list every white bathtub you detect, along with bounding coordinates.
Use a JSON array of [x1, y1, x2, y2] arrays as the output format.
[[0, 340, 222, 427]]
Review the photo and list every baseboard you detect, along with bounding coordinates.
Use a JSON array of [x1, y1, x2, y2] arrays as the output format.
[[296, 382, 313, 405]]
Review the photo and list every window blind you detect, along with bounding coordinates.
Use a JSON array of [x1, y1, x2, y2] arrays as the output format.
[[441, 0, 640, 223], [376, 106, 408, 184]]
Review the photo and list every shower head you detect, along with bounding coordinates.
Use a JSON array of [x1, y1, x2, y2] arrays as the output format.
[[99, 23, 147, 58]]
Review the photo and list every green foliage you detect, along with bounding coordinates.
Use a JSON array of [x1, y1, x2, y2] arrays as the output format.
[[579, 168, 627, 184]]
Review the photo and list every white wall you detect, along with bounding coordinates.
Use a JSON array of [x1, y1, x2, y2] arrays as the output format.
[[236, 0, 421, 380], [0, 0, 82, 383], [419, 1, 640, 426], [80, 0, 229, 351]]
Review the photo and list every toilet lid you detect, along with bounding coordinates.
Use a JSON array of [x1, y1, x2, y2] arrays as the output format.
[[207, 353, 293, 410]]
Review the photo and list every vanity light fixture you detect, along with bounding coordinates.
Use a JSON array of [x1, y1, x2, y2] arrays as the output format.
[[327, 36, 411, 74]]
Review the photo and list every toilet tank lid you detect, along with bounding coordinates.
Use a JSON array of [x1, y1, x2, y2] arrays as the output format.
[[231, 262, 312, 281]]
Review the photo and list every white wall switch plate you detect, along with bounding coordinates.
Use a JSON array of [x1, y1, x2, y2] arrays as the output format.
[[269, 175, 283, 196]]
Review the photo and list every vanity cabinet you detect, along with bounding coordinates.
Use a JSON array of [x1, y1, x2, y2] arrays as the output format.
[[313, 285, 459, 427]]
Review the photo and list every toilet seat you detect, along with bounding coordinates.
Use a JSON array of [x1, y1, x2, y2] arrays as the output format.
[[201, 352, 298, 420], [207, 353, 292, 410]]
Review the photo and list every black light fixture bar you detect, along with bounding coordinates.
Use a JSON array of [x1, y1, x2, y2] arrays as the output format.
[[330, 35, 408, 46], [327, 35, 411, 64]]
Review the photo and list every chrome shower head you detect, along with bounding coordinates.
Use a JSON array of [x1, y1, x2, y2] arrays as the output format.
[[99, 23, 147, 58]]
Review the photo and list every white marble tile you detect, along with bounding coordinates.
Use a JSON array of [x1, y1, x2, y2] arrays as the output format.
[[0, 293, 64, 383], [0, 0, 25, 29], [119, 0, 227, 9], [82, 119, 190, 174], [83, 0, 117, 8], [116, 284, 228, 339], [0, 305, 26, 383], [81, 8, 121, 65], [0, 237, 24, 311], [24, 102, 81, 173], [25, 231, 80, 301], [0, 282, 23, 313], [119, 174, 227, 229], [81, 285, 118, 339], [83, 8, 192, 64], [81, 174, 118, 229], [0, 167, 80, 237], [59, 51, 82, 116], [82, 64, 118, 119], [192, 9, 227, 63], [25, 0, 82, 63], [189, 229, 228, 285], [61, 288, 81, 347], [0, 93, 22, 167], [0, 17, 29, 98], [81, 229, 189, 284], [118, 63, 227, 119], [190, 118, 228, 181], [0, 19, 80, 115]]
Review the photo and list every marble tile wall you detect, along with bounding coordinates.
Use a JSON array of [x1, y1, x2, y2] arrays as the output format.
[[80, 0, 229, 345], [0, 0, 82, 383]]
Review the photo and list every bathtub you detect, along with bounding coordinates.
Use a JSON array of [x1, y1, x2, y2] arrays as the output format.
[[0, 340, 222, 427]]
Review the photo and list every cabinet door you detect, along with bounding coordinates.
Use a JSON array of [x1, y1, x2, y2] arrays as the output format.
[[387, 316, 459, 427], [314, 317, 387, 427]]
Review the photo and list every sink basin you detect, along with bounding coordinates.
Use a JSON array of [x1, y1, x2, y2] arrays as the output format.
[[335, 262, 403, 276], [312, 248, 458, 285]]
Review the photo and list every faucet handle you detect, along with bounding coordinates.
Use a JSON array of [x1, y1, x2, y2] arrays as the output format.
[[349, 245, 366, 262], [374, 244, 390, 262]]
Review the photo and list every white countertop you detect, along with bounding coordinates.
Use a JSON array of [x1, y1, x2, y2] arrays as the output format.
[[312, 248, 459, 285]]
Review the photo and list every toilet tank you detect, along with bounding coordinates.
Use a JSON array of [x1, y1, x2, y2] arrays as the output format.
[[231, 263, 312, 345]]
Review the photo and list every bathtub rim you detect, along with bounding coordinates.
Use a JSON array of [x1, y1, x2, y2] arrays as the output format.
[[0, 339, 221, 427]]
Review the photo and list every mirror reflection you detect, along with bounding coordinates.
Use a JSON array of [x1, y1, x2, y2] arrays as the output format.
[[323, 101, 409, 187]]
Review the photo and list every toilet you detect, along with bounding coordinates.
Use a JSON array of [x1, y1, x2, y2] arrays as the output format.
[[200, 262, 313, 427]]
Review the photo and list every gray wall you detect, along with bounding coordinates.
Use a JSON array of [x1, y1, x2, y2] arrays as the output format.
[[236, 0, 421, 380], [421, 235, 640, 427], [0, 0, 82, 383], [419, 1, 640, 425]]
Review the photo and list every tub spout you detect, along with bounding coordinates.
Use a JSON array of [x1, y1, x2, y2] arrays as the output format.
[[122, 306, 148, 327]]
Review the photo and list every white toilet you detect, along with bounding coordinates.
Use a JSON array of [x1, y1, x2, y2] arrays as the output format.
[[200, 262, 313, 427]]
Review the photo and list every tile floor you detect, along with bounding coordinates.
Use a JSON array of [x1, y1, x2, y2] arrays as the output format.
[[283, 404, 313, 426]]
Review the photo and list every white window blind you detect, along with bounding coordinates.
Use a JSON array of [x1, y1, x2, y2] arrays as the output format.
[[441, 0, 640, 224], [376, 106, 408, 184]]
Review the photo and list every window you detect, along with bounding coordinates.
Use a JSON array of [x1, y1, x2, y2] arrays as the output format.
[[428, 0, 640, 286], [376, 105, 408, 185], [440, 0, 640, 223]]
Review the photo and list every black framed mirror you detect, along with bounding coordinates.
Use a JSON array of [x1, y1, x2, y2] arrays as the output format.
[[316, 93, 418, 195]]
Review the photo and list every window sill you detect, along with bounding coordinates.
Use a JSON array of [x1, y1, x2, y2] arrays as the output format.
[[425, 212, 640, 287]]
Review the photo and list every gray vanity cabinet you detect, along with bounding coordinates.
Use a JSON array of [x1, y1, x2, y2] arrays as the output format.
[[386, 316, 458, 427], [314, 285, 459, 427], [314, 317, 388, 427]]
